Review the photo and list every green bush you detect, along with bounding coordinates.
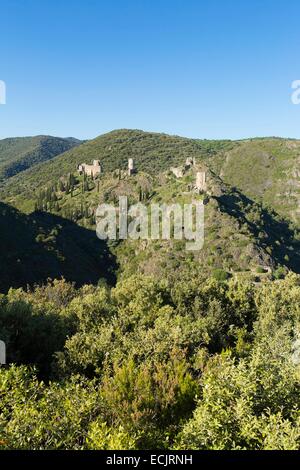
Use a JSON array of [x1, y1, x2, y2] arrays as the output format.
[[212, 269, 229, 281], [1, 273, 300, 449]]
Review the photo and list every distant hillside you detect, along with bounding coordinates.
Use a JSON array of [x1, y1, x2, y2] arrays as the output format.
[[0, 135, 81, 182], [11, 161, 298, 285], [213, 138, 300, 224], [3, 131, 300, 226], [0, 129, 233, 207], [1, 129, 300, 289]]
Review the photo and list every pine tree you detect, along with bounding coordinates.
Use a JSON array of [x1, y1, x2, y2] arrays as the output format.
[[138, 186, 142, 202]]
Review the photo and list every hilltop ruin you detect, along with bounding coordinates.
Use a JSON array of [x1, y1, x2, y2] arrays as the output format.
[[78, 160, 102, 177], [128, 158, 136, 176]]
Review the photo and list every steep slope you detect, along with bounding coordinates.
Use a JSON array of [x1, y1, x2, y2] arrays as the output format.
[[0, 201, 116, 293], [20, 161, 299, 282], [0, 135, 81, 182], [214, 138, 300, 224]]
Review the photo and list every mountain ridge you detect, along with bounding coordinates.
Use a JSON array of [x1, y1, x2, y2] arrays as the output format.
[[0, 135, 81, 183]]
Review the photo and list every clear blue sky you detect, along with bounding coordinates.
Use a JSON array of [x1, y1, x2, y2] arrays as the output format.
[[0, 0, 300, 140]]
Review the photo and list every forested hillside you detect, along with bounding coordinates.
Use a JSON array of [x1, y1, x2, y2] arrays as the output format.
[[1, 129, 300, 450], [0, 201, 116, 293], [215, 138, 300, 224], [0, 135, 81, 182], [1, 130, 299, 287], [2, 130, 300, 226], [0, 130, 233, 207]]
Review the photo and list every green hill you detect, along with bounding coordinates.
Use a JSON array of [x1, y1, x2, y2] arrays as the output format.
[[2, 130, 300, 450], [0, 135, 81, 183], [0, 201, 116, 293], [2, 131, 300, 226], [0, 129, 233, 208], [4, 159, 297, 289], [1, 129, 300, 290], [214, 138, 300, 224]]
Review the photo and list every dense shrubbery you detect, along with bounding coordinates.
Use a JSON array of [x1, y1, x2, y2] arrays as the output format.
[[1, 273, 300, 449]]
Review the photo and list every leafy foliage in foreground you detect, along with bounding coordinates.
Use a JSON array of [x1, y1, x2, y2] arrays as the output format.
[[1, 273, 300, 450]]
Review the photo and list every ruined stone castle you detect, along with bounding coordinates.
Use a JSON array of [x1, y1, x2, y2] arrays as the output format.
[[170, 156, 196, 178], [78, 160, 102, 177], [168, 156, 209, 195]]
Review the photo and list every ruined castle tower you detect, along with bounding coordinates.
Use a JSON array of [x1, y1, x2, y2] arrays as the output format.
[[78, 160, 102, 177], [185, 157, 196, 168], [128, 158, 136, 176], [196, 171, 207, 192]]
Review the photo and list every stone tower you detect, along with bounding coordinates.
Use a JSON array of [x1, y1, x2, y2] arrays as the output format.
[[196, 171, 207, 192], [185, 157, 196, 168], [128, 158, 135, 176], [78, 160, 102, 177]]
